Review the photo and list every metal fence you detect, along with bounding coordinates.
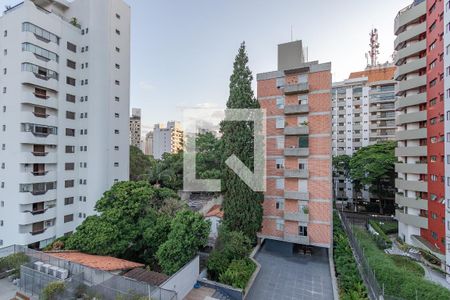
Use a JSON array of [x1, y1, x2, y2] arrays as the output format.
[[338, 212, 406, 300], [1, 244, 177, 300]]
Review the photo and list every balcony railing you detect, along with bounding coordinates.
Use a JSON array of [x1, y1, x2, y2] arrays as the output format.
[[33, 92, 49, 99], [32, 151, 48, 157], [33, 112, 49, 118], [31, 171, 48, 176], [30, 228, 46, 236]]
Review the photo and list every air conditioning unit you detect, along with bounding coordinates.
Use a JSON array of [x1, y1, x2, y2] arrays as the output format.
[[48, 266, 59, 277], [34, 261, 44, 271], [55, 267, 68, 280], [41, 264, 51, 274]]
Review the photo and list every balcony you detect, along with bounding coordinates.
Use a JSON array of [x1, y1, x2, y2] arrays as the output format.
[[284, 83, 309, 95], [395, 93, 426, 110], [395, 193, 428, 210], [396, 75, 427, 95], [284, 104, 309, 114], [284, 169, 308, 179], [394, 0, 426, 35], [284, 211, 309, 222], [394, 40, 426, 66], [283, 233, 310, 245], [394, 22, 426, 51], [395, 163, 427, 174], [21, 69, 58, 92], [395, 128, 427, 141], [284, 126, 309, 135], [18, 207, 57, 225], [395, 178, 427, 193], [394, 57, 426, 81], [22, 92, 58, 110], [395, 146, 427, 157], [396, 209, 428, 229], [32, 151, 49, 157], [396, 111, 427, 125], [284, 147, 309, 157], [18, 189, 56, 205], [284, 191, 309, 201]]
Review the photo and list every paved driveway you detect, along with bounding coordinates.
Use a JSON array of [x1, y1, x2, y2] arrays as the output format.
[[246, 246, 334, 300], [0, 278, 19, 300]]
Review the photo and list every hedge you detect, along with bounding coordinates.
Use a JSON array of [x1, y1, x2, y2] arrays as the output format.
[[354, 227, 450, 300], [0, 253, 28, 278], [368, 220, 392, 249], [219, 258, 256, 289], [333, 212, 368, 300]]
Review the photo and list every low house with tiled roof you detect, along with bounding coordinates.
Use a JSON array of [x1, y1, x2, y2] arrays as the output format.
[[46, 251, 144, 274]]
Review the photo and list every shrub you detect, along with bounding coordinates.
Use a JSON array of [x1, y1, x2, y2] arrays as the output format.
[[207, 229, 252, 281], [0, 253, 28, 278], [219, 258, 256, 289], [377, 221, 398, 235], [354, 227, 450, 300], [368, 220, 392, 249], [42, 281, 65, 300], [333, 212, 368, 300]]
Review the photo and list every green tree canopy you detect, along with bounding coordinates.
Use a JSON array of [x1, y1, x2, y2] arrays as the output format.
[[156, 209, 210, 275], [130, 146, 154, 181], [220, 42, 263, 240], [349, 141, 396, 214]]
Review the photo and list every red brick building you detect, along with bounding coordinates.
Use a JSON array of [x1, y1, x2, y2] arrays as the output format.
[[256, 41, 333, 251]]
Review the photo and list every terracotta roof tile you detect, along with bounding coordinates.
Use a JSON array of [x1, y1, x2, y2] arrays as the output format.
[[205, 204, 224, 218], [46, 251, 144, 271], [123, 268, 169, 286], [348, 66, 395, 83]]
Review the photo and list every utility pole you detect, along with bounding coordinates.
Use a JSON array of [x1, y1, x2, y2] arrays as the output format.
[[367, 28, 380, 67]]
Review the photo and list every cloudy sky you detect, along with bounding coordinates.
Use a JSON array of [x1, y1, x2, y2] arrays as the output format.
[[2, 0, 412, 134]]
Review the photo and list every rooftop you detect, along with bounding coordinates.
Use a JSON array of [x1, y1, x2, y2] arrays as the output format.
[[123, 268, 170, 286], [46, 251, 144, 271], [348, 65, 395, 83], [205, 204, 223, 218]]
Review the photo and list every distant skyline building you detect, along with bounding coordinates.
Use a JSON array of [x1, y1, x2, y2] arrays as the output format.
[[152, 121, 183, 159], [332, 65, 396, 204], [144, 131, 153, 156], [129, 108, 142, 149], [0, 0, 130, 248], [257, 40, 333, 252]]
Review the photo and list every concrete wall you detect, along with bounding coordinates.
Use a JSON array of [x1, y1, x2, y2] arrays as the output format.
[[161, 255, 199, 300]]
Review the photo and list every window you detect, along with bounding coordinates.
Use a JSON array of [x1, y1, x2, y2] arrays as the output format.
[[115, 47, 120, 52], [64, 197, 74, 205], [115, 29, 120, 35], [66, 77, 76, 86], [114, 129, 120, 134], [276, 97, 284, 109], [276, 219, 284, 231], [276, 117, 285, 129], [115, 97, 120, 102], [115, 80, 120, 85], [65, 128, 75, 137], [114, 113, 119, 118], [276, 136, 284, 149], [115, 63, 120, 69], [65, 163, 75, 171], [276, 158, 284, 169], [65, 146, 75, 153], [298, 226, 308, 236], [114, 162, 119, 167], [276, 178, 284, 190], [65, 180, 74, 188], [275, 198, 284, 210], [3, 30, 6, 37], [66, 111, 75, 120], [64, 214, 74, 223], [276, 77, 285, 88], [299, 135, 309, 148], [66, 94, 76, 103], [116, 13, 121, 19], [298, 94, 308, 105], [67, 42, 77, 52], [67, 59, 76, 69], [22, 42, 58, 62]]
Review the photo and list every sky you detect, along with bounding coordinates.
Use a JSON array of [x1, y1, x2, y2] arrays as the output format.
[[125, 0, 412, 134], [2, 0, 412, 134]]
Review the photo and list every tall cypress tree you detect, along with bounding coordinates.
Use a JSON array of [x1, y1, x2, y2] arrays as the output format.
[[220, 42, 263, 240]]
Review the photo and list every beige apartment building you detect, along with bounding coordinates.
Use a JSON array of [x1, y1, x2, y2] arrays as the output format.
[[152, 121, 183, 159]]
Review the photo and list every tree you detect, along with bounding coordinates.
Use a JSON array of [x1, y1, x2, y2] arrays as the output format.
[[207, 229, 252, 281], [130, 146, 154, 181], [194, 132, 222, 180], [332, 155, 351, 178], [349, 141, 396, 214], [148, 152, 183, 190], [65, 181, 184, 263], [220, 42, 263, 240], [156, 210, 210, 275]]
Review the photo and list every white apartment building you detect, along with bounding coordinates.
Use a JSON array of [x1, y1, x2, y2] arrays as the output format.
[[129, 107, 141, 148], [332, 66, 396, 204], [152, 121, 183, 159], [144, 131, 153, 156], [0, 0, 130, 248]]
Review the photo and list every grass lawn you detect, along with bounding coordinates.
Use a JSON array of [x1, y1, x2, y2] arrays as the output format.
[[390, 255, 424, 277], [354, 227, 450, 300]]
